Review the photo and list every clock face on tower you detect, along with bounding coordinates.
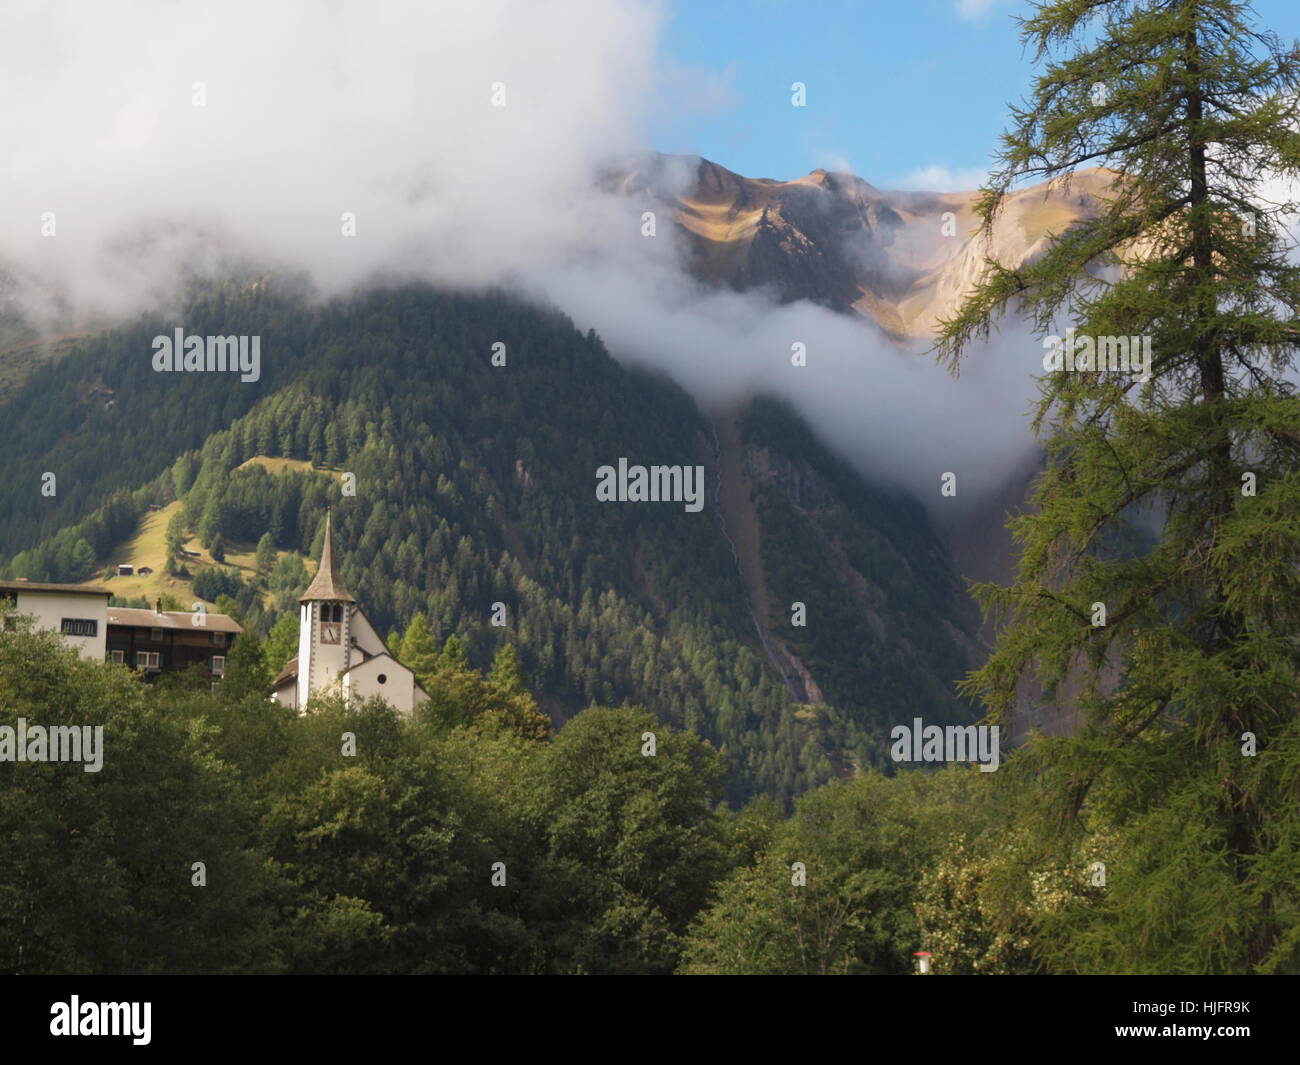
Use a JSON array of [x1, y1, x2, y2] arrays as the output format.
[[320, 603, 344, 644]]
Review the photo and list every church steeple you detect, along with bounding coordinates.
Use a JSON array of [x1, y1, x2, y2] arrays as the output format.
[[301, 508, 355, 603], [273, 505, 428, 714]]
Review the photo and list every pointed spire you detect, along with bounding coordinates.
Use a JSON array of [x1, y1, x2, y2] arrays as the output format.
[[300, 507, 355, 603]]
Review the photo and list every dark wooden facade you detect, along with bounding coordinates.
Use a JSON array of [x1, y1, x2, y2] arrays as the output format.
[[105, 605, 241, 681]]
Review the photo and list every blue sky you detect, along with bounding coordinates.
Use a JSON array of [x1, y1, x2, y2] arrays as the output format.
[[651, 0, 1300, 189]]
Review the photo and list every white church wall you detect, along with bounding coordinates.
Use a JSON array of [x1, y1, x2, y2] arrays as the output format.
[[344, 653, 421, 714], [348, 608, 388, 658]]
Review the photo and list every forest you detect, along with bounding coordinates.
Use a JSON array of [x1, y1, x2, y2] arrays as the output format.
[[2, 0, 1299, 976], [6, 615, 1285, 975], [0, 284, 976, 804]]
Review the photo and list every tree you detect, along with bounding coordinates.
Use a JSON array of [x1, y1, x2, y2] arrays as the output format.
[[210, 533, 226, 564], [69, 538, 96, 581], [163, 509, 187, 566], [264, 612, 300, 675], [437, 634, 469, 674], [193, 567, 242, 603], [411, 627, 551, 742], [269, 553, 309, 595], [254, 532, 276, 582], [396, 614, 440, 687], [680, 768, 981, 975], [487, 643, 528, 696], [0, 625, 280, 973], [324, 423, 343, 467], [524, 706, 728, 974], [222, 631, 271, 701], [171, 454, 195, 498], [214, 594, 242, 624], [197, 495, 222, 548], [934, 0, 1300, 974]]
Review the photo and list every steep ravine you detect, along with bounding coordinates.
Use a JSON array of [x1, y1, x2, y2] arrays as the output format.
[[708, 405, 825, 705]]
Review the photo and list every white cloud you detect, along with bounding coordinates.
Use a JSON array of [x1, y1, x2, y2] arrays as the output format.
[[0, 0, 678, 319], [532, 252, 1043, 509], [955, 0, 1000, 20], [893, 164, 989, 192], [818, 154, 857, 175], [0, 0, 1043, 510]]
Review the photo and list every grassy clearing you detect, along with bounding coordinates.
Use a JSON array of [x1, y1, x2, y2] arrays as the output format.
[[86, 495, 316, 610]]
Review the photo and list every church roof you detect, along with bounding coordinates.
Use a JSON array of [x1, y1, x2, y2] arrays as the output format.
[[300, 509, 355, 603], [272, 656, 298, 688]]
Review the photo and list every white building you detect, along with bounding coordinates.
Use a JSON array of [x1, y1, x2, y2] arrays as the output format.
[[0, 580, 111, 660], [271, 510, 428, 713]]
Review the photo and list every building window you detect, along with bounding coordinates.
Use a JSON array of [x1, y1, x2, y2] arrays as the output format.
[[210, 631, 227, 647], [211, 655, 226, 677], [150, 628, 164, 642], [136, 651, 160, 670], [320, 603, 343, 644], [61, 618, 98, 637], [109, 649, 125, 665]]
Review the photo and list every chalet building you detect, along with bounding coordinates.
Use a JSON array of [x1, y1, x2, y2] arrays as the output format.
[[2, 579, 240, 680], [106, 600, 242, 680], [0, 579, 112, 659], [272, 510, 428, 713]]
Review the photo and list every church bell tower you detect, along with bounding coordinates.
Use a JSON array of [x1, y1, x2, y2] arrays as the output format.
[[296, 508, 356, 707]]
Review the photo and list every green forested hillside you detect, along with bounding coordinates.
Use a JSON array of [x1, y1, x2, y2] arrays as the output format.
[[0, 282, 977, 802], [741, 397, 980, 744]]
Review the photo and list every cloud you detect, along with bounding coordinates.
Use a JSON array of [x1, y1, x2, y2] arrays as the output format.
[[955, 0, 1000, 20], [529, 248, 1044, 509], [894, 164, 989, 192], [0, 0, 673, 319], [0, 0, 1044, 513], [819, 154, 858, 175]]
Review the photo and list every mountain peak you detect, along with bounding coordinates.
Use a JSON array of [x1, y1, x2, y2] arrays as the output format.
[[615, 153, 1108, 338]]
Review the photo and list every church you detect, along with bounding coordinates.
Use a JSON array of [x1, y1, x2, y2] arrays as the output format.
[[271, 510, 429, 713]]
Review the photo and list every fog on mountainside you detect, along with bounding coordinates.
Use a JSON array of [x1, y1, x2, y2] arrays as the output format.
[[0, 0, 1104, 524]]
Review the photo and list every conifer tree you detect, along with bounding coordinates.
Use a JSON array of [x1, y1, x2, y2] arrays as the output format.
[[936, 0, 1300, 972], [165, 511, 186, 575], [488, 643, 529, 696], [438, 634, 470, 674], [254, 532, 276, 582], [222, 631, 271, 701], [264, 612, 300, 674], [397, 614, 440, 687]]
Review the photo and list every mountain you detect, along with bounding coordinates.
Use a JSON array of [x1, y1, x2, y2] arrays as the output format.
[[609, 153, 1112, 339], [0, 281, 980, 804], [0, 153, 1093, 803]]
